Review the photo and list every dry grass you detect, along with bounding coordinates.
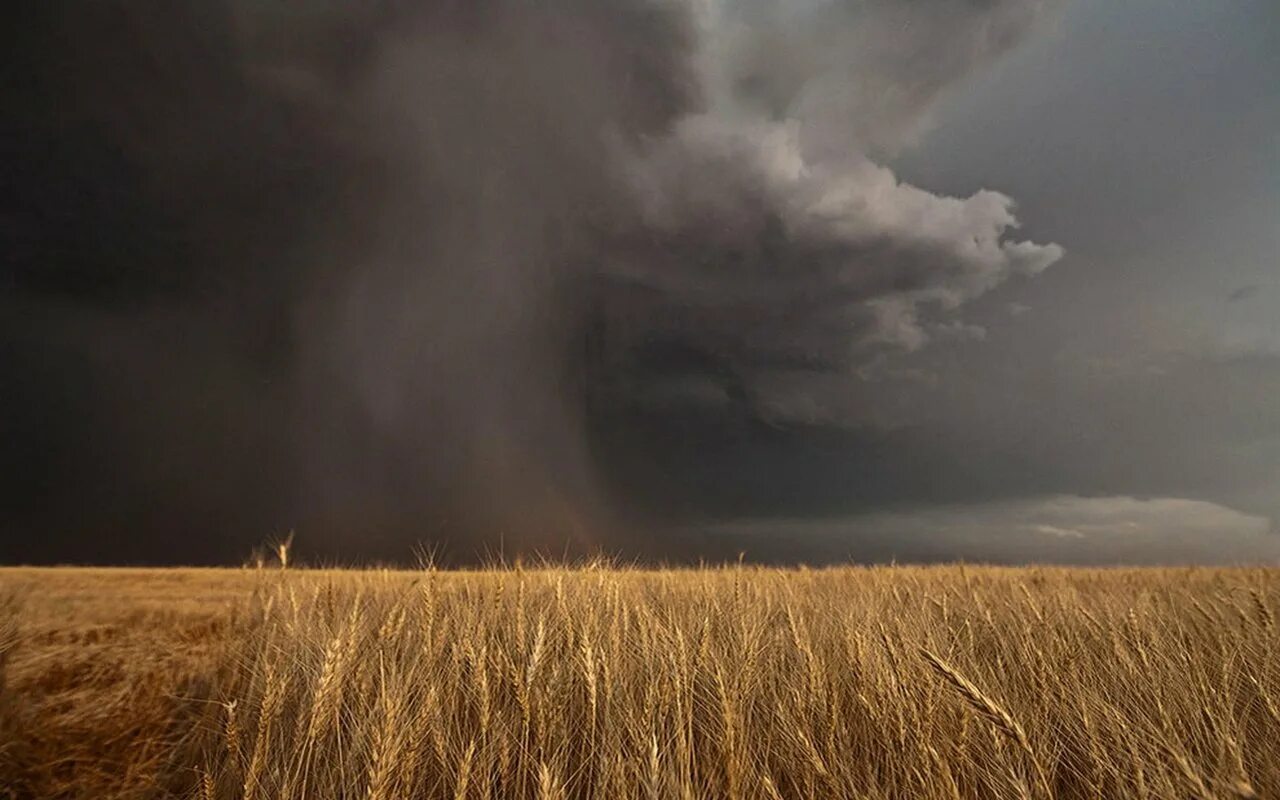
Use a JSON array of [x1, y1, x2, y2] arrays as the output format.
[[2, 564, 1279, 798]]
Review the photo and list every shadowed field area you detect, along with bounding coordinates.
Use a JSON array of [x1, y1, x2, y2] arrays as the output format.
[[2, 565, 1278, 799]]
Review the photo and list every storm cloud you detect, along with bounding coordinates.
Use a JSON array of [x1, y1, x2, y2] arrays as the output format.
[[6, 0, 1274, 565]]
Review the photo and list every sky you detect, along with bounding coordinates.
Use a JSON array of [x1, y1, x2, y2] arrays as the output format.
[[2, 0, 1278, 565]]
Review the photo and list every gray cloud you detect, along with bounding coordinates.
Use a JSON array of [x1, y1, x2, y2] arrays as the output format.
[[694, 0, 1063, 155], [1228, 285, 1262, 303], [699, 496, 1280, 565], [595, 0, 1064, 421]]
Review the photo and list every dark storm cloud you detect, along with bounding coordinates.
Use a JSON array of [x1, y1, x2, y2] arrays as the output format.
[[4, 0, 696, 561], [4, 0, 1066, 564], [592, 0, 1064, 423]]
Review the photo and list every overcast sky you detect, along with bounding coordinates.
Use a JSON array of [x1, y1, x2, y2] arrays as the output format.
[[3, 0, 1278, 565]]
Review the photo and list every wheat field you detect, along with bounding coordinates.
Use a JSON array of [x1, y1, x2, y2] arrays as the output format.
[[2, 564, 1278, 799]]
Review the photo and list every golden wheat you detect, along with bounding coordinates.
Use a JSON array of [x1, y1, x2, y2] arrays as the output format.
[[2, 564, 1280, 798]]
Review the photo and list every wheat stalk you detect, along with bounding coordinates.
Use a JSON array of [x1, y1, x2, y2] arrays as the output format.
[[919, 648, 1031, 754]]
